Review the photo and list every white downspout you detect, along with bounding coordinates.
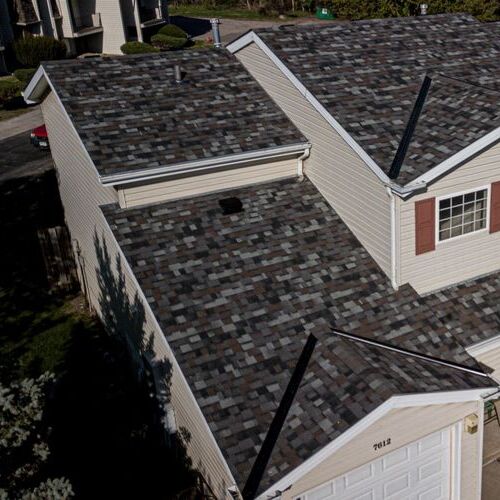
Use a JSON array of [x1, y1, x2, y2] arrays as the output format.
[[297, 147, 310, 178], [386, 186, 399, 290], [133, 0, 143, 42]]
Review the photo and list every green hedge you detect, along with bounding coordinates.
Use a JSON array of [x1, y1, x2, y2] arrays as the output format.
[[13, 68, 37, 85], [13, 36, 66, 67], [120, 41, 159, 54], [151, 34, 187, 50], [0, 78, 22, 106], [157, 24, 188, 39]]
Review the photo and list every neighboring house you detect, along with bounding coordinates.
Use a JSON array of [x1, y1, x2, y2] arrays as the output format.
[[0, 0, 168, 55], [24, 14, 500, 500]]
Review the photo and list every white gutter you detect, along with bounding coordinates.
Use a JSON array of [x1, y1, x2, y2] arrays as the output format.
[[404, 128, 500, 192], [385, 186, 398, 290], [297, 147, 310, 177], [99, 143, 311, 186]]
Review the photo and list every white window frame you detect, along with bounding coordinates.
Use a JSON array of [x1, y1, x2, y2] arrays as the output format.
[[435, 185, 490, 245]]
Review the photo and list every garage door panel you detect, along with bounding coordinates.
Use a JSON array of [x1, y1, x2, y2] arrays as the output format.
[[297, 428, 452, 500]]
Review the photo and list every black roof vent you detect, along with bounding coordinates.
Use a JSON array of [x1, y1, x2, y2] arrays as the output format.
[[219, 197, 243, 215]]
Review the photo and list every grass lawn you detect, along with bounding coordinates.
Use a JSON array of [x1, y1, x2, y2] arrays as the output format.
[[170, 4, 311, 20], [0, 170, 201, 498]]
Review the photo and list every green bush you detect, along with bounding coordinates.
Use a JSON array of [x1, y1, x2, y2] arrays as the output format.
[[0, 78, 22, 106], [120, 41, 159, 55], [13, 68, 37, 85], [157, 24, 188, 39], [151, 34, 187, 50], [13, 36, 66, 67]]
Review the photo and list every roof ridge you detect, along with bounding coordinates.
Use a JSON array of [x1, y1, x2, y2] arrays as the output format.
[[436, 73, 500, 94], [331, 328, 491, 378]]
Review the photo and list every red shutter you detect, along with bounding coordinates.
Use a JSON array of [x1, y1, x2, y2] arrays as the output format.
[[415, 198, 435, 255], [490, 181, 500, 233]]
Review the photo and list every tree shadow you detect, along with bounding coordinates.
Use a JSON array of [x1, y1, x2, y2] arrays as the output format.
[[44, 232, 203, 498]]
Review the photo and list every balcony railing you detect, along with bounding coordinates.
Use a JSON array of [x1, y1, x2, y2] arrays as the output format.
[[139, 5, 164, 28]]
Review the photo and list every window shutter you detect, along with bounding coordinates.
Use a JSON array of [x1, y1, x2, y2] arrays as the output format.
[[415, 198, 435, 255], [490, 181, 500, 233]]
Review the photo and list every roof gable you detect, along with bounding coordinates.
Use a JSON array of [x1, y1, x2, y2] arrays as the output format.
[[229, 14, 500, 189]]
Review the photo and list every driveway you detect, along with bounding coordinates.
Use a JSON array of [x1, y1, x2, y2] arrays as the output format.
[[0, 106, 43, 141], [0, 131, 53, 183], [171, 15, 335, 44]]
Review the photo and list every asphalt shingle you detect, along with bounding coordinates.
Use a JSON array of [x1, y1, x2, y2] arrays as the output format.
[[42, 50, 307, 178], [103, 177, 498, 492], [252, 14, 500, 185]]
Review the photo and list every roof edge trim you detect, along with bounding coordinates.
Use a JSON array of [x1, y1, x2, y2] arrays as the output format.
[[257, 387, 493, 499], [227, 32, 419, 194], [403, 127, 500, 190], [100, 143, 311, 186], [22, 65, 47, 104], [466, 334, 500, 358]]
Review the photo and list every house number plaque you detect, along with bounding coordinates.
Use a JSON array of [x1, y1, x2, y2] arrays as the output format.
[[373, 438, 391, 451]]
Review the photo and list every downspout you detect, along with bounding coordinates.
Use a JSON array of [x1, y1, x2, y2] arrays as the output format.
[[297, 147, 310, 178], [386, 186, 398, 290], [133, 0, 143, 42]]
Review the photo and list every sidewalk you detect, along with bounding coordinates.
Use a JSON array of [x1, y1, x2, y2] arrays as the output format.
[[0, 106, 42, 141]]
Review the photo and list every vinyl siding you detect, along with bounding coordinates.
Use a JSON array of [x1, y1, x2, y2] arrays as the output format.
[[281, 401, 482, 500], [95, 0, 126, 54], [235, 43, 392, 278], [117, 156, 299, 208], [398, 141, 500, 294], [41, 91, 235, 498], [470, 345, 500, 383]]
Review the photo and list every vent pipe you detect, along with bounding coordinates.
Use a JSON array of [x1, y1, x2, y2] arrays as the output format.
[[419, 3, 428, 15], [210, 18, 222, 48], [174, 64, 182, 84]]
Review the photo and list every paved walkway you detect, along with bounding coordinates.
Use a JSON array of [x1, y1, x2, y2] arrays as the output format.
[[0, 106, 42, 141]]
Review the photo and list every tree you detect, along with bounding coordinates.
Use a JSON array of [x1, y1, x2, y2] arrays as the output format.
[[0, 373, 73, 499]]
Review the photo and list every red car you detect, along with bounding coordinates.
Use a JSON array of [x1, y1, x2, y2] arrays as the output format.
[[30, 124, 49, 150]]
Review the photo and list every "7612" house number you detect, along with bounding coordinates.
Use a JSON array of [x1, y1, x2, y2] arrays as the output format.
[[373, 438, 391, 451]]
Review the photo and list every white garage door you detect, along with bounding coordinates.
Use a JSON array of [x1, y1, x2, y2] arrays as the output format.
[[298, 428, 452, 500]]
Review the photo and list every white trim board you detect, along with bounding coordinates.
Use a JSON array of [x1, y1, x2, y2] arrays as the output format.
[[467, 334, 500, 358], [257, 388, 494, 499], [227, 33, 500, 199]]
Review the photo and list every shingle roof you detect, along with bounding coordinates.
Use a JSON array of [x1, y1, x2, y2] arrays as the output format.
[[103, 177, 497, 492], [42, 50, 308, 179], [252, 14, 500, 185]]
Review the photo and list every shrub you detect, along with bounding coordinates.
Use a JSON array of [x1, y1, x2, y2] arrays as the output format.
[[157, 23, 188, 39], [13, 36, 66, 67], [120, 41, 159, 55], [13, 68, 37, 85], [0, 77, 22, 106], [151, 34, 187, 50]]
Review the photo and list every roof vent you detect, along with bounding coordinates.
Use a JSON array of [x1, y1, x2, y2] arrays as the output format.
[[210, 18, 222, 48], [419, 3, 428, 15], [219, 197, 243, 215], [174, 64, 183, 84]]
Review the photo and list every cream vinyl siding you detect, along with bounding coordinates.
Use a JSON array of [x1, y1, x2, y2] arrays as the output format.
[[41, 91, 234, 498], [469, 342, 500, 383], [117, 156, 299, 208], [398, 141, 500, 294], [95, 0, 126, 54], [282, 401, 482, 500], [235, 43, 392, 278]]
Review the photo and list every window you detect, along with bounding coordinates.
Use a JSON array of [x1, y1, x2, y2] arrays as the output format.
[[438, 188, 488, 242]]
